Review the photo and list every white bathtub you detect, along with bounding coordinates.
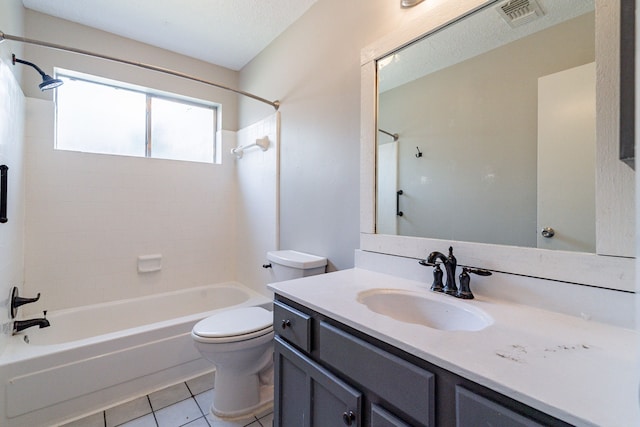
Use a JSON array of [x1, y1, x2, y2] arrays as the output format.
[[0, 282, 272, 427]]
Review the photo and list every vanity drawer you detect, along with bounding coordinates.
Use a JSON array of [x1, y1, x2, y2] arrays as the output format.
[[319, 321, 435, 426], [273, 300, 312, 353]]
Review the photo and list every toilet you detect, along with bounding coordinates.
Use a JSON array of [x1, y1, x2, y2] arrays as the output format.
[[191, 250, 327, 421]]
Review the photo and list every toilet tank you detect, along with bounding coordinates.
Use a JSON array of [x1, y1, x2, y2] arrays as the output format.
[[267, 250, 327, 281]]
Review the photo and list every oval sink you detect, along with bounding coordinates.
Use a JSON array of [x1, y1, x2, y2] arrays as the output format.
[[357, 288, 493, 331]]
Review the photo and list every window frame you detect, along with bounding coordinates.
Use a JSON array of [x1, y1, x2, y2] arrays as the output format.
[[54, 69, 219, 164]]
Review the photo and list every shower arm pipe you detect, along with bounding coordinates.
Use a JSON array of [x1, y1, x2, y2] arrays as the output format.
[[378, 129, 399, 141], [0, 31, 280, 111]]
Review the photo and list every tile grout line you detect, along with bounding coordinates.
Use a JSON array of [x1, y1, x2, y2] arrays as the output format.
[[146, 394, 159, 427]]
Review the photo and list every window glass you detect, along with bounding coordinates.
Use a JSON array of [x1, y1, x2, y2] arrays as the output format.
[[56, 77, 146, 157], [55, 71, 217, 163], [151, 97, 215, 163]]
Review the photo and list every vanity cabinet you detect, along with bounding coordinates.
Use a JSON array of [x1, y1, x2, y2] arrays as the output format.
[[273, 296, 572, 427], [274, 336, 362, 426]]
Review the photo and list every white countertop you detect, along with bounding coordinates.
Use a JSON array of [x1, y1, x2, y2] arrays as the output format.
[[268, 268, 639, 427]]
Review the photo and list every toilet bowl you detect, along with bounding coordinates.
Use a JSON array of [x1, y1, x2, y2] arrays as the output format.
[[191, 306, 274, 420], [192, 250, 327, 421]]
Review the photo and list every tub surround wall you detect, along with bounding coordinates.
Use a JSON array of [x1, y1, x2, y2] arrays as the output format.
[[236, 113, 280, 295], [23, 99, 239, 313], [14, 8, 266, 313], [0, 59, 25, 355]]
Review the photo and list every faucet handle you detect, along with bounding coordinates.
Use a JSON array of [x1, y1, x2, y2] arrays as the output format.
[[430, 264, 444, 292], [457, 268, 475, 299], [457, 268, 492, 299], [10, 287, 41, 319]]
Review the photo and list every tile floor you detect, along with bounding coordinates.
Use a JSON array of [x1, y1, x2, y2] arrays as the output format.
[[59, 372, 273, 427]]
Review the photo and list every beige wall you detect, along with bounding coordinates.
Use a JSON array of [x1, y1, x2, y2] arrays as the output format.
[[239, 0, 427, 270], [23, 10, 240, 130], [0, 0, 24, 82]]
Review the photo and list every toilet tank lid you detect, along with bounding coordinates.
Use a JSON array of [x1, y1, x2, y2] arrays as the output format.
[[267, 250, 327, 269]]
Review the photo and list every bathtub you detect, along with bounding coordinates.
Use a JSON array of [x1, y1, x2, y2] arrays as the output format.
[[0, 282, 272, 427]]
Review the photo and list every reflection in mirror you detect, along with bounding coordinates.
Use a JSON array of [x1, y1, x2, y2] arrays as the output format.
[[376, 1, 596, 252]]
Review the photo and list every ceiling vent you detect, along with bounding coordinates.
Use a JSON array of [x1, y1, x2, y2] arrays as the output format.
[[497, 0, 546, 28]]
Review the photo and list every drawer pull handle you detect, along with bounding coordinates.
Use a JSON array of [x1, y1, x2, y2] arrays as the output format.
[[342, 410, 355, 425], [281, 319, 291, 329]]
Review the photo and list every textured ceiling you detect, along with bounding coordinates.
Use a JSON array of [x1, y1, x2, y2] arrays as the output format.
[[21, 0, 318, 70]]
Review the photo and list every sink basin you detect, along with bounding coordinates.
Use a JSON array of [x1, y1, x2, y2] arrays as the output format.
[[357, 288, 493, 331]]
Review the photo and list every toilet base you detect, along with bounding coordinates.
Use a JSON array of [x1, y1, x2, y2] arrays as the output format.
[[210, 384, 273, 422]]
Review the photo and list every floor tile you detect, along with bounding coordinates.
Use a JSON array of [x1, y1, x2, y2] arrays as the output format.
[[186, 372, 215, 395], [119, 413, 157, 427], [194, 389, 214, 415], [207, 417, 251, 427], [257, 412, 273, 427], [106, 396, 152, 427], [149, 382, 192, 411], [60, 411, 105, 427], [154, 398, 203, 427], [183, 417, 211, 427]]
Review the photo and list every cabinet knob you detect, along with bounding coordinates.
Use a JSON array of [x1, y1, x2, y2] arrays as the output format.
[[281, 319, 291, 329], [342, 410, 355, 426]]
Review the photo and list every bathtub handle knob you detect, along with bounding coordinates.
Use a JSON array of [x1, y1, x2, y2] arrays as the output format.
[[281, 319, 291, 329]]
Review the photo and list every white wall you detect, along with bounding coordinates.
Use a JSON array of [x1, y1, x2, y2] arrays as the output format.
[[0, 59, 25, 354], [236, 113, 280, 296], [238, 0, 427, 270], [0, 0, 25, 356]]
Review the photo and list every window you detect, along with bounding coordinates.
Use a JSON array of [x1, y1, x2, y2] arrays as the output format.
[[55, 70, 217, 163]]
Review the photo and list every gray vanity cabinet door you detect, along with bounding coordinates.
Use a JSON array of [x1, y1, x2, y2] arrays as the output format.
[[318, 322, 435, 426], [455, 386, 544, 427], [371, 404, 412, 427], [274, 336, 362, 427]]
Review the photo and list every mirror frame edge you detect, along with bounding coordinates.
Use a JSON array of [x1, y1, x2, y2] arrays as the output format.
[[359, 0, 635, 293]]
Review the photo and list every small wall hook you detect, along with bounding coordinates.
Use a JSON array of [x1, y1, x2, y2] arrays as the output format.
[[415, 147, 423, 158]]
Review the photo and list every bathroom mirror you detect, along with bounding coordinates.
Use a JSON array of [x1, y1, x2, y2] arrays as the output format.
[[360, 0, 635, 291], [377, 1, 597, 252]]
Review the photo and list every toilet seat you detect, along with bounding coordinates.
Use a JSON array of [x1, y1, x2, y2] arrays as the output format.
[[192, 307, 273, 344]]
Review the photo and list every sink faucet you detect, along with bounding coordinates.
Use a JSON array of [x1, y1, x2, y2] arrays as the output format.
[[13, 311, 50, 335], [426, 246, 458, 295], [419, 246, 492, 299]]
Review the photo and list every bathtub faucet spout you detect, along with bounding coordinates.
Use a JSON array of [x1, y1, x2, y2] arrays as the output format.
[[13, 311, 50, 335]]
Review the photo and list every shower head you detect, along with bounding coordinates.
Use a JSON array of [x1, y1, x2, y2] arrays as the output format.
[[12, 54, 63, 91]]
